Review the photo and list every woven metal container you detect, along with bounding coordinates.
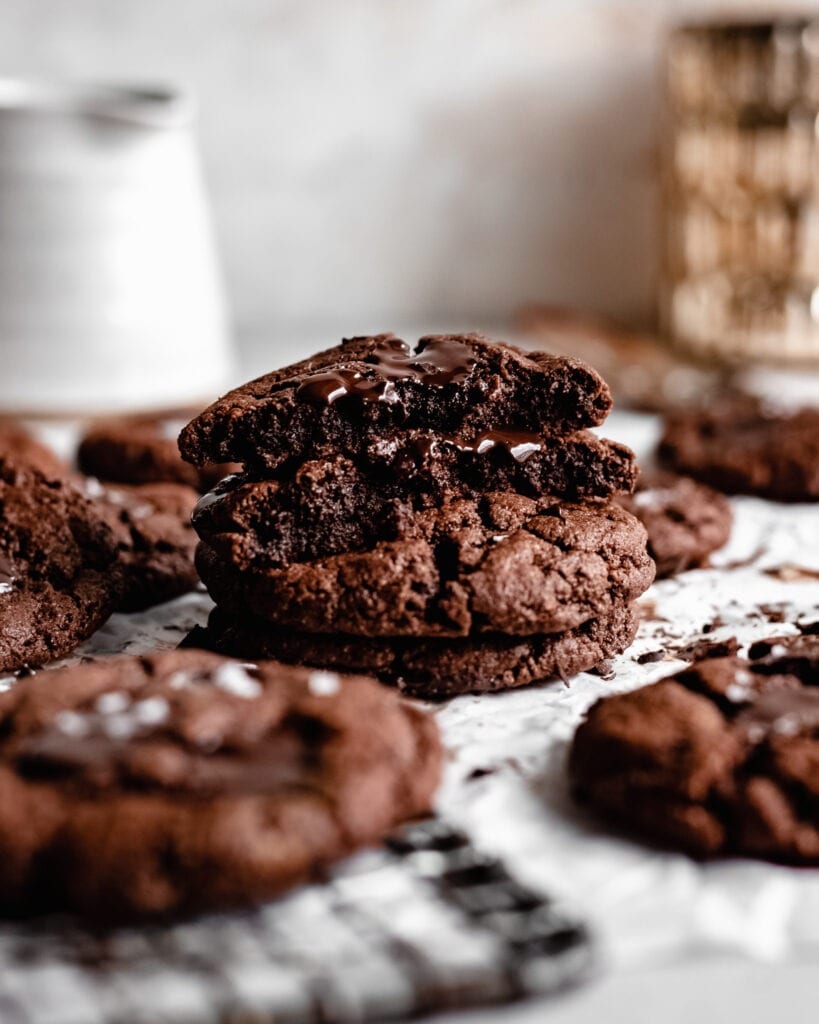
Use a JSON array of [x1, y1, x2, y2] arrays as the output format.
[[661, 19, 819, 364]]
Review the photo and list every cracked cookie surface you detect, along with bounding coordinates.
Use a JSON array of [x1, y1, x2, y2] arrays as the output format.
[[0, 649, 441, 919], [617, 471, 732, 578], [195, 493, 654, 638], [179, 334, 613, 474], [88, 480, 200, 612], [570, 635, 819, 862], [0, 458, 120, 671]]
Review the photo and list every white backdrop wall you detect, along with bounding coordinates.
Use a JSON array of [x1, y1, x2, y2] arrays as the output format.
[[0, 0, 804, 342]]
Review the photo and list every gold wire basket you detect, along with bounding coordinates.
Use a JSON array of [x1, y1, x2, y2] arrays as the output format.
[[661, 19, 819, 364]]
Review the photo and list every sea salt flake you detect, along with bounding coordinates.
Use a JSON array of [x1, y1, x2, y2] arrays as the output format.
[[96, 691, 131, 715], [105, 714, 140, 740], [633, 488, 677, 510], [168, 671, 193, 690], [55, 711, 91, 738], [134, 697, 170, 726], [213, 663, 263, 699], [308, 671, 340, 696], [157, 418, 187, 441]]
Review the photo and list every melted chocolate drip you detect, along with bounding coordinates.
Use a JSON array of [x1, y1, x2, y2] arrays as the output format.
[[193, 473, 242, 523], [408, 430, 543, 465], [447, 430, 543, 464], [296, 337, 477, 406], [0, 553, 18, 594]]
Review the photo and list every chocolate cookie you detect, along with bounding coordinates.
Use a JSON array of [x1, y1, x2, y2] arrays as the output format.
[[78, 415, 237, 492], [570, 635, 819, 862], [196, 494, 654, 638], [87, 480, 199, 612], [617, 471, 732, 578], [193, 431, 637, 569], [179, 334, 613, 474], [190, 602, 639, 698], [0, 459, 120, 672], [659, 395, 819, 502], [0, 425, 67, 480], [0, 650, 441, 918]]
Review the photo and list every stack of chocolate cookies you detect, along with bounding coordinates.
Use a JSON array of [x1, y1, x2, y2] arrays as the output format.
[[181, 334, 655, 698]]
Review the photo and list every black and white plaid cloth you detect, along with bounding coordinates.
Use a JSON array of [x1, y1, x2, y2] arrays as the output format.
[[0, 820, 593, 1024]]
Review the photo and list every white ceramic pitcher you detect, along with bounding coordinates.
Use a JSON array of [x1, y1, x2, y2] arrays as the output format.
[[0, 80, 232, 414]]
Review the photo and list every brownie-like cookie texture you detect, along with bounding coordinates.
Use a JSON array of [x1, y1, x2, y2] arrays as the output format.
[[0, 425, 67, 480], [659, 395, 819, 502], [190, 603, 639, 698], [570, 635, 819, 862], [193, 431, 637, 569], [196, 494, 654, 638], [178, 334, 613, 473], [0, 650, 441, 919], [87, 480, 199, 612], [78, 415, 238, 492], [0, 459, 120, 672], [617, 471, 732, 578]]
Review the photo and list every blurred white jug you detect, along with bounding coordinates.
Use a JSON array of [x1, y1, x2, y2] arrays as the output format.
[[0, 80, 232, 414]]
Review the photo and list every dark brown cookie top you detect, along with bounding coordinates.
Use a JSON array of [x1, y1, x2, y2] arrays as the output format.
[[178, 334, 613, 473], [192, 603, 639, 698], [0, 650, 441, 918], [78, 415, 238, 492], [617, 471, 732, 578], [196, 494, 654, 638], [193, 431, 637, 569], [86, 480, 199, 612], [659, 395, 819, 502], [0, 425, 68, 480], [570, 635, 819, 863], [0, 458, 120, 672]]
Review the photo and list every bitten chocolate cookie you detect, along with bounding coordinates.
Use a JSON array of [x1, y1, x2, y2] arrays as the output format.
[[617, 471, 732, 578], [0, 425, 67, 479], [193, 431, 637, 569], [659, 395, 819, 502], [78, 415, 238, 492], [179, 334, 613, 474], [0, 459, 120, 672], [196, 494, 654, 638], [189, 602, 639, 698], [87, 480, 199, 612], [0, 650, 441, 919], [570, 635, 819, 863]]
